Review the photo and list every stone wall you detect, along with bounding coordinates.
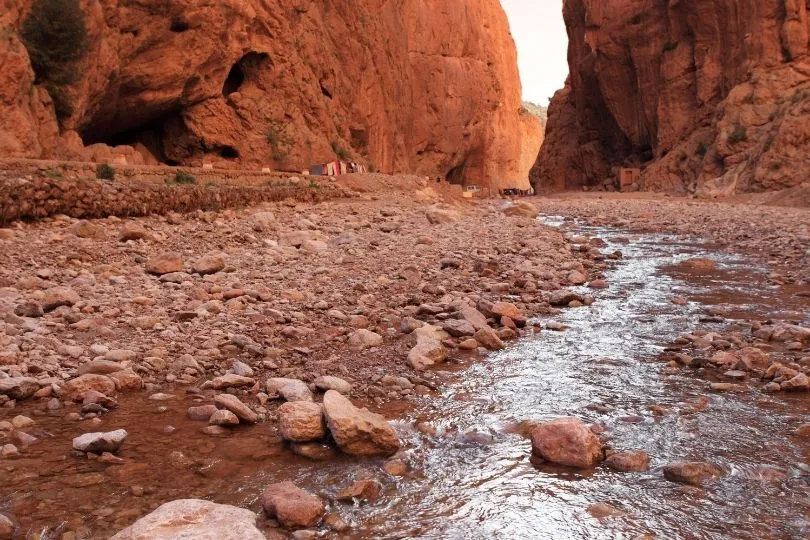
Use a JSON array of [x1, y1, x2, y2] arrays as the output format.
[[0, 160, 345, 224]]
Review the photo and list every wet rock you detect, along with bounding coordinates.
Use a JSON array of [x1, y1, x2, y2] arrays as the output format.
[[72, 429, 128, 454], [187, 405, 218, 421], [261, 482, 325, 529], [313, 375, 352, 394], [458, 306, 489, 331], [735, 347, 770, 370], [214, 394, 258, 423], [191, 254, 226, 275], [146, 253, 184, 275], [267, 378, 314, 402], [663, 461, 723, 486], [278, 402, 325, 442], [0, 377, 40, 400], [108, 369, 144, 392], [383, 458, 409, 476], [347, 329, 383, 350], [588, 279, 608, 289], [530, 417, 604, 468], [209, 409, 240, 427], [42, 287, 80, 312], [322, 390, 400, 456], [336, 479, 383, 503], [61, 374, 116, 402], [548, 289, 577, 307], [324, 513, 350, 533], [795, 424, 810, 438], [587, 503, 627, 519], [110, 499, 264, 539], [604, 451, 650, 472], [290, 442, 338, 461], [473, 327, 505, 350], [407, 325, 448, 370]]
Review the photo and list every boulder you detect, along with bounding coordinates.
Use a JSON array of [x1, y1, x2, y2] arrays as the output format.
[[489, 302, 526, 326], [146, 253, 184, 275], [42, 287, 80, 312], [313, 375, 353, 394], [209, 409, 240, 427], [407, 325, 448, 370], [60, 374, 116, 402], [663, 461, 723, 486], [336, 479, 383, 503], [192, 254, 225, 275], [72, 429, 128, 454], [188, 405, 219, 421], [347, 329, 383, 350], [322, 390, 400, 456], [207, 374, 255, 390], [502, 201, 539, 218], [530, 417, 604, 468], [77, 359, 125, 375], [425, 206, 460, 224], [547, 289, 578, 307], [442, 319, 476, 338], [0, 377, 40, 400], [261, 482, 325, 529], [119, 222, 150, 241], [214, 394, 258, 423], [267, 378, 314, 402], [604, 451, 650, 472], [473, 327, 505, 350], [110, 499, 264, 539], [278, 402, 326, 442]]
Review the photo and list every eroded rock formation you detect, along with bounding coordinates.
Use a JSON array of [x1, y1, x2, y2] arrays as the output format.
[[533, 0, 810, 196], [0, 0, 538, 189]]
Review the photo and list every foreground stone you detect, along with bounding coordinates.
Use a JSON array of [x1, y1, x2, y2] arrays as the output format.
[[267, 378, 313, 402], [60, 374, 116, 402], [214, 394, 258, 423], [261, 482, 325, 529], [530, 417, 604, 468], [322, 390, 400, 456], [146, 253, 184, 275], [407, 325, 448, 370], [72, 430, 128, 454], [604, 451, 650, 472], [110, 499, 264, 539], [663, 461, 723, 486], [0, 378, 40, 400], [278, 402, 326, 442]]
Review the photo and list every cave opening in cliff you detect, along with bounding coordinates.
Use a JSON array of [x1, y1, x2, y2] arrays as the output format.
[[219, 146, 239, 159], [446, 163, 467, 185], [223, 52, 270, 97]]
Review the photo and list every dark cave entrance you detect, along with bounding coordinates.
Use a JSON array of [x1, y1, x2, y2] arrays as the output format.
[[223, 52, 270, 97], [446, 163, 467, 185]]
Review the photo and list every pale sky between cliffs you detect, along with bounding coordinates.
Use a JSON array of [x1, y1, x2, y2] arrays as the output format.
[[501, 0, 568, 105]]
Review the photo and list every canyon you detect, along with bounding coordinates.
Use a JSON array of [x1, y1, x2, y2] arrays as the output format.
[[0, 0, 541, 189], [533, 0, 810, 196]]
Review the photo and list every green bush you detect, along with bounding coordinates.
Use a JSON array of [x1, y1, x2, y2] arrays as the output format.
[[96, 163, 115, 180], [331, 140, 350, 160], [173, 170, 196, 184], [266, 121, 294, 160], [21, 0, 88, 121], [727, 124, 747, 144]]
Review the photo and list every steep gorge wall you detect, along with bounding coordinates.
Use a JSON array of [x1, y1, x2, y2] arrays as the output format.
[[533, 0, 810, 196], [0, 0, 540, 189]]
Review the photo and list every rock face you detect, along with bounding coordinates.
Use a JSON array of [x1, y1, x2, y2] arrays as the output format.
[[1, 0, 534, 189], [110, 499, 264, 539], [533, 0, 810, 196], [321, 390, 400, 457]]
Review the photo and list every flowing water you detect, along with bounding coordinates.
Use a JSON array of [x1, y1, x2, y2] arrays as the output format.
[[2, 217, 809, 539]]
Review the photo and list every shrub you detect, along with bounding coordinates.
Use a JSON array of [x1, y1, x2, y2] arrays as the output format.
[[266, 121, 294, 160], [331, 140, 350, 160], [21, 0, 88, 121], [727, 124, 747, 144], [96, 162, 115, 180], [173, 170, 196, 184]]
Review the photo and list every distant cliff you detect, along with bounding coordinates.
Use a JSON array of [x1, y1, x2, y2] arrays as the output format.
[[0, 0, 540, 189], [533, 0, 810, 196]]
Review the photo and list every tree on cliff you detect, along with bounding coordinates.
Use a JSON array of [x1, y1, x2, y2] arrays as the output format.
[[21, 0, 88, 121]]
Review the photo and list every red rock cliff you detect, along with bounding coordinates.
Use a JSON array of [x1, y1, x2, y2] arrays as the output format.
[[533, 0, 810, 196], [0, 0, 537, 189]]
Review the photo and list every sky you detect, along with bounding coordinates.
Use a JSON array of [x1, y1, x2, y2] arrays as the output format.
[[500, 0, 568, 105]]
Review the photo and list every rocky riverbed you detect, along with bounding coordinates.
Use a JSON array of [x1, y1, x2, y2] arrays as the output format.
[[0, 185, 808, 538]]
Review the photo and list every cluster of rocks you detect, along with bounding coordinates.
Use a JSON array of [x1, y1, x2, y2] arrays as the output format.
[[528, 416, 721, 487], [663, 320, 810, 393]]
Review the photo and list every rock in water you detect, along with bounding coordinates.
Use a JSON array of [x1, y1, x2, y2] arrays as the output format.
[[72, 430, 128, 454], [110, 499, 264, 539], [663, 461, 723, 486], [261, 482, 325, 529], [322, 390, 400, 456], [278, 402, 326, 442], [530, 417, 604, 468]]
